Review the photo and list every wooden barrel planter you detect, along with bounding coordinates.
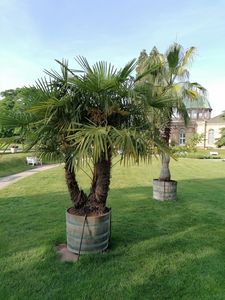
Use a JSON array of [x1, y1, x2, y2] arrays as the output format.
[[66, 208, 111, 254], [153, 179, 177, 201]]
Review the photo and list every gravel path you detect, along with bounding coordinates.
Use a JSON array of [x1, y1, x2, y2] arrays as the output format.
[[0, 164, 60, 190]]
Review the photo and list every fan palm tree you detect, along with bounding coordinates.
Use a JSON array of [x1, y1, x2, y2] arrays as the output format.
[[0, 57, 168, 215], [136, 43, 206, 182], [67, 57, 165, 214]]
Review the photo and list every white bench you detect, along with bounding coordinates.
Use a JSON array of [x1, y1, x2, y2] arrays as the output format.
[[26, 157, 42, 166], [209, 151, 218, 156]]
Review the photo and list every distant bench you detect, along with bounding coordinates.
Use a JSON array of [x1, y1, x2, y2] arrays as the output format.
[[26, 157, 42, 166], [209, 151, 219, 156]]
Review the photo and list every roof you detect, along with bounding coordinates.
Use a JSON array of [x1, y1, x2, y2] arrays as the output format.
[[184, 97, 212, 110], [207, 114, 225, 124]]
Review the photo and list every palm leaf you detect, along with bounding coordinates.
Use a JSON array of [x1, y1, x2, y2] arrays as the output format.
[[181, 46, 196, 68], [166, 43, 181, 70]]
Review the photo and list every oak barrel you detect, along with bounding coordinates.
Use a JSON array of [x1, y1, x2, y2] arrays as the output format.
[[153, 179, 177, 201], [66, 208, 111, 254]]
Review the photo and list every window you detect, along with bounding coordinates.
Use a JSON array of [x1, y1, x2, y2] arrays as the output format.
[[205, 111, 209, 119], [192, 110, 197, 119], [208, 129, 215, 145], [179, 129, 186, 145]]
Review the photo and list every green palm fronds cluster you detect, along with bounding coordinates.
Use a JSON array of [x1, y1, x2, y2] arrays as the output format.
[[0, 57, 166, 167]]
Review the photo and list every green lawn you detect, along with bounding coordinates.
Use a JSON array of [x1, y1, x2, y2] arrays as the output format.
[[186, 148, 225, 159], [0, 152, 35, 177], [1, 158, 225, 299]]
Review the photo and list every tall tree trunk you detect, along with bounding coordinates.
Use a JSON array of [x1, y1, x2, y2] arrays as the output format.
[[88, 148, 112, 212], [159, 113, 172, 181], [64, 162, 87, 209]]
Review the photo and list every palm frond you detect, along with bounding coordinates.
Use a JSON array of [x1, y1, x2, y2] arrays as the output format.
[[166, 43, 181, 70], [75, 56, 94, 74], [181, 46, 196, 67], [67, 125, 112, 165], [117, 59, 136, 82], [0, 110, 37, 128]]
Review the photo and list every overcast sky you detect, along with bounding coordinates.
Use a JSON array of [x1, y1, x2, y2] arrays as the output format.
[[1, 0, 225, 116]]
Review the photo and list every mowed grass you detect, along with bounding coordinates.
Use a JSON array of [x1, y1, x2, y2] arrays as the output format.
[[186, 148, 225, 159], [0, 153, 35, 177], [1, 158, 225, 299]]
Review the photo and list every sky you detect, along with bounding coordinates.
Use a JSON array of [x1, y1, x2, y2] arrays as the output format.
[[0, 0, 225, 116]]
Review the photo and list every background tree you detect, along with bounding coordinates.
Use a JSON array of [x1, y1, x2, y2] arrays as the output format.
[[216, 127, 225, 147], [0, 87, 38, 145], [136, 43, 206, 181], [171, 133, 204, 156], [0, 89, 21, 138]]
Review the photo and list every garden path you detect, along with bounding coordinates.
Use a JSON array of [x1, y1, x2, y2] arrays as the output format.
[[0, 164, 60, 190]]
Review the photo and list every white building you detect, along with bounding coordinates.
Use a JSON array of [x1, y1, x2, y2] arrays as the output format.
[[196, 114, 225, 148], [171, 98, 225, 148]]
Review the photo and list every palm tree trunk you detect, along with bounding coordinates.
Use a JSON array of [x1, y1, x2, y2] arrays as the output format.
[[88, 149, 112, 212], [159, 114, 172, 181], [159, 153, 171, 181], [64, 162, 87, 209]]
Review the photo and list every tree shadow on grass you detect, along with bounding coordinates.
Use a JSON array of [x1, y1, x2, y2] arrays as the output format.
[[1, 177, 225, 253], [1, 177, 225, 299]]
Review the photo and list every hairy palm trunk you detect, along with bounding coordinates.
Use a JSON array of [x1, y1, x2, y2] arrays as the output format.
[[88, 148, 112, 213], [64, 162, 87, 209]]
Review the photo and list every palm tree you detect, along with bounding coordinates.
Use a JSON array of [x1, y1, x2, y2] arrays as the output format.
[[0, 56, 173, 253], [136, 43, 206, 183], [0, 57, 166, 214], [67, 57, 163, 214]]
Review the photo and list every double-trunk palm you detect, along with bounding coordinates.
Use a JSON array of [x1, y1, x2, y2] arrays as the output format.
[[0, 55, 170, 213], [64, 150, 111, 214], [0, 57, 161, 215], [64, 56, 169, 214]]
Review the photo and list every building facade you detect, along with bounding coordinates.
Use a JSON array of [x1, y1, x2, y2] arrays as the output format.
[[170, 98, 225, 148]]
